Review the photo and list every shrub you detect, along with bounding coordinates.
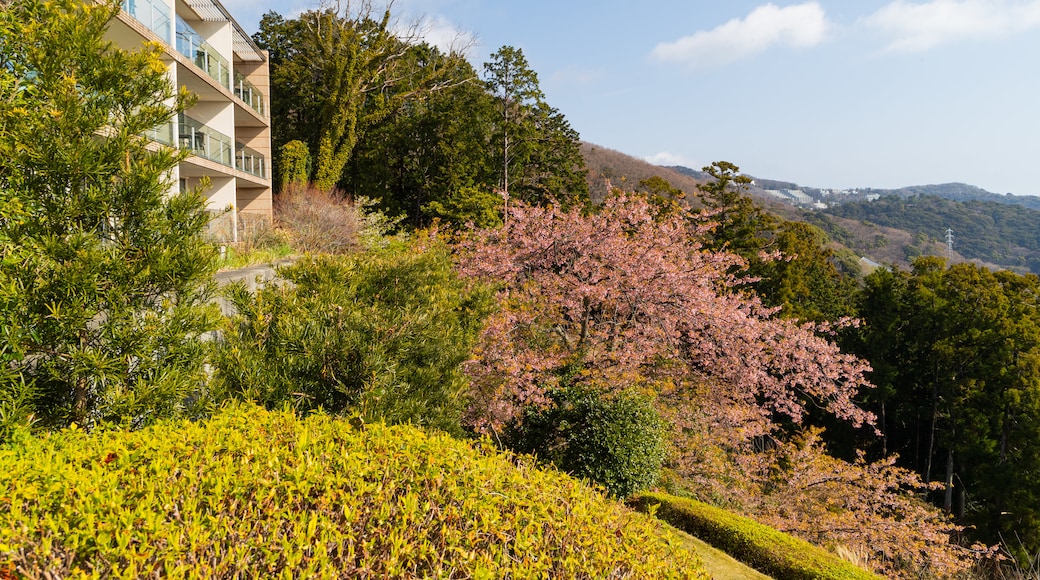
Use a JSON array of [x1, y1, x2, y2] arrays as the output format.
[[423, 186, 504, 229], [0, 404, 710, 578], [629, 492, 881, 580], [508, 384, 665, 498], [274, 186, 361, 254], [212, 242, 494, 435]]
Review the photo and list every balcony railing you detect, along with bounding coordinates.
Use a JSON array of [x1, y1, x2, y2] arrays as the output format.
[[233, 72, 265, 117], [145, 121, 174, 146], [235, 143, 266, 178], [175, 17, 230, 89], [179, 113, 232, 167], [122, 0, 172, 44]]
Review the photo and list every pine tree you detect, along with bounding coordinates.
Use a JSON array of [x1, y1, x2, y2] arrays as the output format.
[[0, 0, 219, 435]]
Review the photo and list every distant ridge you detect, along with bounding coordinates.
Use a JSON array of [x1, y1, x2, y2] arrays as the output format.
[[666, 164, 1040, 212], [579, 144, 1040, 274], [872, 183, 1040, 210], [581, 143, 706, 203]]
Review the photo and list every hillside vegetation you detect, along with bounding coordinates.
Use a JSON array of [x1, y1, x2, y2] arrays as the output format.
[[822, 194, 1040, 273], [581, 143, 706, 203], [0, 405, 709, 579], [4, 0, 1032, 576]]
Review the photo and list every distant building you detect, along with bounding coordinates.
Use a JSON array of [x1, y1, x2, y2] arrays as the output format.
[[763, 188, 814, 206], [858, 256, 884, 275], [110, 0, 272, 242]]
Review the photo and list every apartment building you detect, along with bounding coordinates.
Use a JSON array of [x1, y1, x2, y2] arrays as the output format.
[[107, 0, 272, 242]]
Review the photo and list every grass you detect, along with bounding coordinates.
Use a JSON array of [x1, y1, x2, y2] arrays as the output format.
[[215, 241, 295, 271], [664, 524, 773, 580]]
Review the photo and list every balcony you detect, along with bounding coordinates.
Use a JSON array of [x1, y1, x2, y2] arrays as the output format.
[[145, 120, 174, 146], [235, 143, 266, 178], [179, 113, 232, 167], [175, 17, 230, 89], [233, 72, 265, 117], [122, 0, 172, 44]]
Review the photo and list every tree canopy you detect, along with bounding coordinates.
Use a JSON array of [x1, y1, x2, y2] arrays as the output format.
[[851, 259, 1040, 561], [254, 6, 470, 192]]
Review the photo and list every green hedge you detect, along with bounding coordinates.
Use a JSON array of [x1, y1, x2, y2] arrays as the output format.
[[508, 385, 665, 498], [629, 492, 881, 580], [0, 405, 709, 578]]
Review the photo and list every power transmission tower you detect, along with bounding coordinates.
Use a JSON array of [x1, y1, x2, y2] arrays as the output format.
[[946, 228, 954, 264]]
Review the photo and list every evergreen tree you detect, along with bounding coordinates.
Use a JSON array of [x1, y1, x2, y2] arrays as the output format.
[[695, 161, 772, 257], [484, 46, 589, 210], [0, 0, 218, 435], [853, 259, 1040, 559], [341, 53, 498, 227], [254, 8, 470, 192]]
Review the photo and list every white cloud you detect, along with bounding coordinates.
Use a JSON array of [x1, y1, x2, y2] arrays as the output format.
[[390, 14, 475, 55], [645, 152, 695, 167], [865, 0, 1040, 52], [417, 15, 475, 55], [651, 2, 830, 69]]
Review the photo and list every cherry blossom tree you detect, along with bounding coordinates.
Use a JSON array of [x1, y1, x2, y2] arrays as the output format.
[[455, 192, 874, 436], [455, 190, 990, 576]]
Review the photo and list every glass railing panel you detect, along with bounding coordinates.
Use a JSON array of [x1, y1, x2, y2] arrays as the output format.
[[233, 72, 265, 116], [235, 143, 266, 178], [178, 113, 233, 167], [175, 17, 230, 89], [122, 0, 172, 44], [145, 120, 174, 146]]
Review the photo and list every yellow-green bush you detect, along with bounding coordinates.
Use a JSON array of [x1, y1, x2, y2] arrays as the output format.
[[0, 405, 709, 578], [629, 492, 881, 580]]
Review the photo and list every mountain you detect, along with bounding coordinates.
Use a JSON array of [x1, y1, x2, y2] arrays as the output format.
[[581, 143, 706, 203], [861, 183, 1040, 210], [818, 194, 1040, 274], [580, 146, 1040, 275]]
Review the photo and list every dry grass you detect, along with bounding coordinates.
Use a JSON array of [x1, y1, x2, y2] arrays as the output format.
[[275, 184, 361, 255]]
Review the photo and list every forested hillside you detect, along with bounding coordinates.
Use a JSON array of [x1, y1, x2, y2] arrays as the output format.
[[822, 194, 1040, 273], [859, 182, 1040, 209]]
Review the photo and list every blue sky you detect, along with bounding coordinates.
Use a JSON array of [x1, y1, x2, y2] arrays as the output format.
[[223, 0, 1040, 195]]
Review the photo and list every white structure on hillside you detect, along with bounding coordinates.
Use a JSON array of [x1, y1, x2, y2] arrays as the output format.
[[108, 0, 272, 242], [763, 188, 813, 206]]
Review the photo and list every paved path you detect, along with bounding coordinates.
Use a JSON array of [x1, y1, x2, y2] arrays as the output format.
[[212, 259, 295, 315], [215, 259, 294, 290]]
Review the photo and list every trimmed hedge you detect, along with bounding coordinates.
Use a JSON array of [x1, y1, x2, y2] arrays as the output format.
[[0, 405, 709, 578], [629, 492, 881, 580]]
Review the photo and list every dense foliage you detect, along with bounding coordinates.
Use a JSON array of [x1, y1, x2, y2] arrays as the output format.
[[3, 0, 1026, 575], [253, 8, 471, 192], [457, 192, 873, 435], [507, 384, 666, 498], [690, 162, 858, 322], [257, 9, 588, 227], [670, 425, 984, 576], [455, 192, 987, 575], [849, 258, 1040, 562], [0, 0, 217, 436], [824, 194, 1040, 273], [213, 242, 494, 435], [0, 405, 710, 578]]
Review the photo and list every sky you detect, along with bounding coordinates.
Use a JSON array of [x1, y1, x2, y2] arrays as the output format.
[[221, 0, 1040, 196]]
